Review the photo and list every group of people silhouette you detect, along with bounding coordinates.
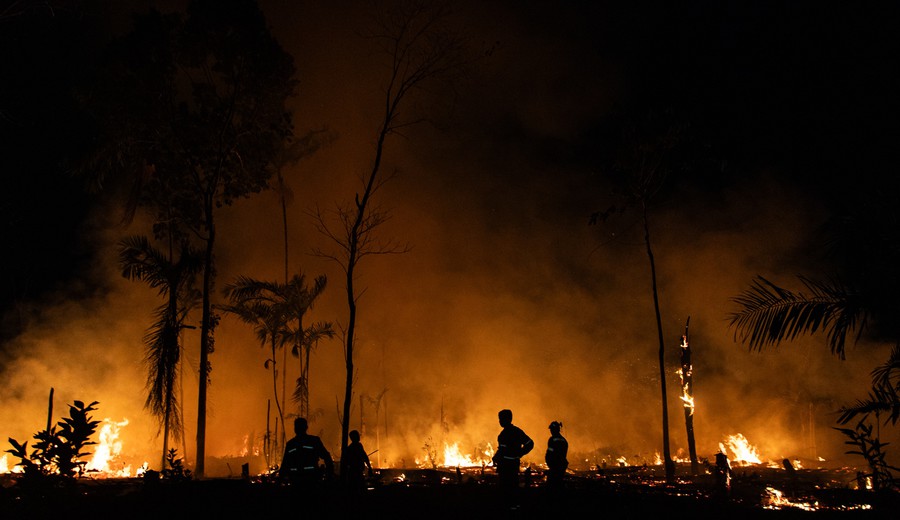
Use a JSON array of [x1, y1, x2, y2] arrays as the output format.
[[277, 409, 569, 499]]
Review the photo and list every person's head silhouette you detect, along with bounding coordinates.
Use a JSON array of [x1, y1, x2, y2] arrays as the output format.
[[549, 421, 562, 435], [349, 430, 361, 443], [498, 409, 513, 427], [294, 417, 308, 435]]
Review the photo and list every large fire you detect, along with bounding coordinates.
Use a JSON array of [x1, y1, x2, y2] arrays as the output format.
[[414, 441, 494, 469], [719, 433, 762, 465], [84, 418, 142, 477], [0, 429, 807, 476], [0, 417, 146, 478]]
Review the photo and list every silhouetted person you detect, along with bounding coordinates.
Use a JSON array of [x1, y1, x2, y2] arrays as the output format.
[[279, 417, 334, 488], [341, 429, 373, 493], [544, 420, 568, 491], [782, 458, 798, 497], [713, 451, 733, 499], [492, 409, 533, 508]]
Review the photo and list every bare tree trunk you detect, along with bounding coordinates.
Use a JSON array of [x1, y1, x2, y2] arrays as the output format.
[[266, 399, 272, 468], [196, 204, 216, 478], [270, 338, 285, 463], [643, 205, 675, 484], [46, 387, 54, 432], [280, 172, 289, 429]]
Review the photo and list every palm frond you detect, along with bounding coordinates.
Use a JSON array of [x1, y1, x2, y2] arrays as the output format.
[[292, 375, 308, 404], [119, 235, 170, 294], [142, 304, 183, 433], [836, 383, 900, 426], [728, 275, 866, 359], [870, 343, 900, 391]]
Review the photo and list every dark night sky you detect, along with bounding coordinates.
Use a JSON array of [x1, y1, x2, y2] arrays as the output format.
[[2, 0, 900, 475]]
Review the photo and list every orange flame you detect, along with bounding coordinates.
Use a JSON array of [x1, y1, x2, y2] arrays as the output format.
[[719, 433, 762, 465], [85, 418, 133, 476]]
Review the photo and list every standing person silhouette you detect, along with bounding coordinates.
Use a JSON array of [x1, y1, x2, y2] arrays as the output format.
[[544, 420, 568, 491], [492, 409, 534, 508], [279, 417, 334, 488], [713, 451, 733, 499], [341, 429, 373, 493]]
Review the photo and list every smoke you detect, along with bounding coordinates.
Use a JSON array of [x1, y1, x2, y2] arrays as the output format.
[[2, 1, 897, 477]]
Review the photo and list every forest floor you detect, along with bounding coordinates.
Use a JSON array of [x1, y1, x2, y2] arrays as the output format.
[[2, 464, 897, 519]]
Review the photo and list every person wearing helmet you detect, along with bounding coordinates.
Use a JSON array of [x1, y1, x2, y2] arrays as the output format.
[[545, 421, 568, 491]]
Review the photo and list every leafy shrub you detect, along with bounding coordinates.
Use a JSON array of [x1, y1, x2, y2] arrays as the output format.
[[5, 400, 101, 487]]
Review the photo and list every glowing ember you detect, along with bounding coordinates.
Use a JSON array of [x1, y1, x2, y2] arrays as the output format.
[[719, 433, 762, 465], [763, 487, 817, 511]]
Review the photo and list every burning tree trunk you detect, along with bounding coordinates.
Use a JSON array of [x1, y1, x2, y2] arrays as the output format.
[[679, 316, 699, 475]]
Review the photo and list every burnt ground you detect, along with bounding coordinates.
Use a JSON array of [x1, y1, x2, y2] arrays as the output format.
[[1, 466, 898, 519]]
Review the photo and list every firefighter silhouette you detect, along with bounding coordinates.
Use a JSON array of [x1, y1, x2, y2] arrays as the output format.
[[279, 417, 334, 487], [492, 408, 534, 503], [545, 420, 568, 490]]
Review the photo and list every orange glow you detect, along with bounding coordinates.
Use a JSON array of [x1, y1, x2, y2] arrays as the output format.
[[85, 418, 127, 472], [442, 441, 494, 468], [719, 433, 762, 465], [417, 441, 494, 469]]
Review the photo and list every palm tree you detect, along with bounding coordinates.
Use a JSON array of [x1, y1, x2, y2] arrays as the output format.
[[119, 235, 201, 471], [220, 273, 333, 466], [220, 277, 290, 468], [278, 273, 334, 418]]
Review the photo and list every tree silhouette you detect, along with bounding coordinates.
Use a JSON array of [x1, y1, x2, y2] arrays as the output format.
[[78, 0, 297, 476], [270, 128, 337, 421], [220, 273, 333, 466], [591, 110, 690, 484], [311, 0, 466, 456], [119, 235, 201, 471]]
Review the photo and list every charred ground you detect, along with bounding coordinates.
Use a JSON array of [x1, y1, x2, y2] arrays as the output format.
[[2, 464, 896, 519]]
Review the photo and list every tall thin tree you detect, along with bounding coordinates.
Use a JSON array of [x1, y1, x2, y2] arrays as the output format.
[[590, 111, 687, 484], [311, 0, 466, 455]]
